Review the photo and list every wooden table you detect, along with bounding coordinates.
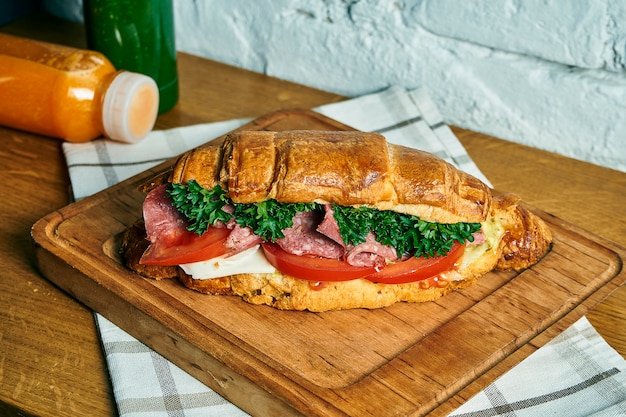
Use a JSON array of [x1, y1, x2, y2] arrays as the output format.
[[1, 13, 624, 417]]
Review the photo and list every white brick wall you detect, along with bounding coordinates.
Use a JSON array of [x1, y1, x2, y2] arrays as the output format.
[[416, 1, 626, 72], [45, 0, 626, 172]]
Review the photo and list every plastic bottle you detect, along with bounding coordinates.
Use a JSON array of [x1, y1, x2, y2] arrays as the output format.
[[83, 0, 179, 114], [0, 33, 159, 143]]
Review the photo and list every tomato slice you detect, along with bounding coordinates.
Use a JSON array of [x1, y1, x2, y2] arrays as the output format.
[[261, 242, 377, 281], [364, 242, 465, 284], [262, 242, 465, 284], [140, 226, 232, 266]]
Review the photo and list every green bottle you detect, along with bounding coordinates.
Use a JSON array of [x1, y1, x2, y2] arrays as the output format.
[[83, 0, 178, 114]]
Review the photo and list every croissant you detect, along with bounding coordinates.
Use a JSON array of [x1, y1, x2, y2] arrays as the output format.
[[171, 130, 491, 224], [121, 130, 552, 311]]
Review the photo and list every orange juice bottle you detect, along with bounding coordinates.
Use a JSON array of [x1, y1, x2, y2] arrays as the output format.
[[0, 33, 159, 143]]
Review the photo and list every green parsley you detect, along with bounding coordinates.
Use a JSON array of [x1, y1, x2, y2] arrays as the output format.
[[167, 181, 231, 232], [167, 180, 317, 241], [232, 200, 318, 242], [332, 205, 480, 257], [166, 180, 481, 258]]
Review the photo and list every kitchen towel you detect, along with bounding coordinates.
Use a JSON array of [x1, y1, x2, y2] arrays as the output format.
[[448, 316, 626, 417], [62, 86, 626, 416]]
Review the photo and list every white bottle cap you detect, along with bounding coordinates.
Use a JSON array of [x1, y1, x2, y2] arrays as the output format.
[[102, 71, 160, 144]]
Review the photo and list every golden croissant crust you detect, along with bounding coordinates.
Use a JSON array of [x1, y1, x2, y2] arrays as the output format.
[[170, 130, 491, 224]]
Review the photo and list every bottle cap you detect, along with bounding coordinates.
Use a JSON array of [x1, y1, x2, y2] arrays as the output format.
[[102, 71, 159, 144]]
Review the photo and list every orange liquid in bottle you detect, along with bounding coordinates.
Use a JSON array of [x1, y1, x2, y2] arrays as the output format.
[[0, 34, 158, 143]]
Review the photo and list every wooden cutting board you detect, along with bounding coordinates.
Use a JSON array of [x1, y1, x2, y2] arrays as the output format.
[[31, 109, 626, 417]]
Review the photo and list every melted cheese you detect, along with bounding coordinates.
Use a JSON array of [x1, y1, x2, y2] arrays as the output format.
[[180, 245, 276, 280], [457, 216, 504, 271]]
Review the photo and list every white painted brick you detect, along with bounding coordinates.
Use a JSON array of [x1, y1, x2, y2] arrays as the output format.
[[415, 0, 626, 72], [173, 0, 626, 172], [42, 0, 626, 172]]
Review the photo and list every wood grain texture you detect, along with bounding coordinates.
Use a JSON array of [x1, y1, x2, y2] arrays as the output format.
[[0, 124, 116, 417], [32, 110, 626, 417], [453, 126, 626, 357], [1, 12, 625, 417], [0, 14, 344, 417]]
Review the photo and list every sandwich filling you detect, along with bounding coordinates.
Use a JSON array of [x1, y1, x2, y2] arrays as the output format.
[[140, 180, 491, 284]]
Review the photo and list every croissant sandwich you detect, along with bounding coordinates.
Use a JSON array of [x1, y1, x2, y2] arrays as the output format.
[[121, 130, 552, 311]]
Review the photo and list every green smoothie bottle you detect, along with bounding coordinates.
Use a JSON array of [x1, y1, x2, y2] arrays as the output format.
[[83, 0, 178, 114]]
